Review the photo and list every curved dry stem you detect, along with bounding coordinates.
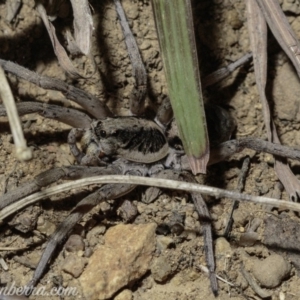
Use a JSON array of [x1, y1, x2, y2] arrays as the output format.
[[1, 175, 300, 221], [0, 66, 32, 161]]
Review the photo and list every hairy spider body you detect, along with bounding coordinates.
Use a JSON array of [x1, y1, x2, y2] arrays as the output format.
[[78, 117, 169, 164]]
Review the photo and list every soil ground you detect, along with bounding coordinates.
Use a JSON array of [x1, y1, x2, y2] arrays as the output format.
[[1, 0, 300, 299]]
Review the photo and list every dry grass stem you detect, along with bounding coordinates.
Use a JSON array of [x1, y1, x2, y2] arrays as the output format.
[[0, 66, 32, 161], [1, 175, 300, 221]]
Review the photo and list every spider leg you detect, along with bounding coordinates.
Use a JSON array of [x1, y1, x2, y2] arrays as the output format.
[[0, 165, 119, 213], [68, 128, 109, 166], [179, 172, 218, 296], [68, 128, 87, 164], [0, 59, 112, 119], [0, 102, 92, 128], [114, 0, 147, 116], [209, 138, 300, 165], [24, 163, 148, 294]]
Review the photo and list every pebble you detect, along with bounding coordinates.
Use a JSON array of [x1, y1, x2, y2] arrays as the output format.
[[239, 232, 259, 247], [36, 216, 56, 236], [99, 201, 111, 212], [282, 0, 300, 14], [233, 209, 249, 227], [8, 206, 41, 233], [227, 9, 243, 29], [114, 289, 133, 300], [273, 62, 300, 122], [151, 256, 173, 282], [117, 200, 138, 222], [65, 234, 85, 252], [122, 1, 139, 20], [252, 254, 291, 288], [215, 237, 233, 256], [142, 187, 161, 203], [62, 253, 87, 278], [86, 225, 106, 247], [79, 223, 156, 300], [156, 236, 174, 251]]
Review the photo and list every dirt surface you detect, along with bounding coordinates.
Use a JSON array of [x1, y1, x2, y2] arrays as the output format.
[[1, 0, 300, 299]]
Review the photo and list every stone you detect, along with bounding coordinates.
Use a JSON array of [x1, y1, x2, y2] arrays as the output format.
[[79, 223, 156, 300], [114, 289, 133, 300], [65, 234, 85, 252], [252, 254, 291, 288], [9, 206, 41, 233], [117, 200, 138, 222], [151, 256, 173, 282], [156, 236, 174, 251], [36, 216, 56, 236], [86, 225, 106, 247], [273, 62, 300, 122], [62, 253, 87, 278], [215, 237, 232, 256]]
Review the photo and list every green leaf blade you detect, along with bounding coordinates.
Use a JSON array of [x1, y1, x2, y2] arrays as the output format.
[[152, 0, 209, 174]]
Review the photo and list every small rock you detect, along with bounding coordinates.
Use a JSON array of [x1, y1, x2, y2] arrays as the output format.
[[185, 231, 197, 240], [86, 225, 106, 247], [184, 216, 195, 230], [84, 247, 93, 258], [142, 187, 161, 203], [117, 200, 138, 222], [79, 223, 156, 300], [227, 9, 243, 29], [8, 206, 41, 233], [65, 234, 85, 252], [122, 1, 139, 19], [156, 236, 174, 251], [114, 289, 133, 300], [36, 216, 56, 236], [273, 62, 300, 122], [239, 232, 259, 247], [151, 256, 173, 282], [62, 253, 87, 278], [99, 201, 111, 212], [215, 237, 232, 256], [282, 0, 300, 14], [252, 254, 291, 288], [233, 209, 249, 227], [137, 202, 147, 214]]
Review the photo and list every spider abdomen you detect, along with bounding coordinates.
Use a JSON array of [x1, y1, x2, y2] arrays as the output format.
[[91, 117, 169, 163]]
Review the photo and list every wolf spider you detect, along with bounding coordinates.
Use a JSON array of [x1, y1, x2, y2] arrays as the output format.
[[1, 1, 300, 298]]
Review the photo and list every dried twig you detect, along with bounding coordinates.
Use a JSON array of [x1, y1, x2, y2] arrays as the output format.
[[0, 59, 112, 119], [223, 156, 250, 237], [198, 265, 235, 287], [36, 3, 85, 78], [202, 52, 253, 88], [246, 1, 300, 201], [2, 175, 300, 221], [70, 0, 93, 56], [0, 66, 32, 161], [256, 0, 300, 77]]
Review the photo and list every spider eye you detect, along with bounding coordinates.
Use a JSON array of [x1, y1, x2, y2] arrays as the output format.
[[100, 130, 106, 138]]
